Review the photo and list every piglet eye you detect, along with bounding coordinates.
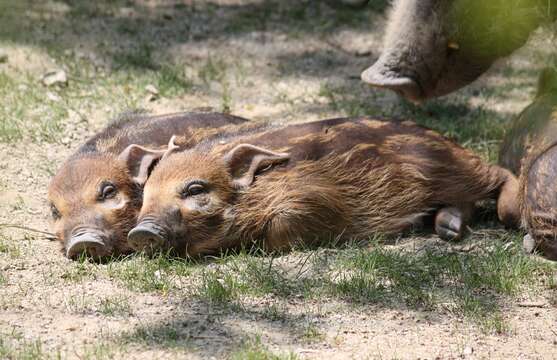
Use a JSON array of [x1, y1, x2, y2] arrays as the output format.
[[50, 204, 61, 220], [99, 182, 117, 200], [182, 181, 207, 198]]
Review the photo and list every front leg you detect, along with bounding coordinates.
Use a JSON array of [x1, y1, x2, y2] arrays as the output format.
[[434, 204, 474, 241]]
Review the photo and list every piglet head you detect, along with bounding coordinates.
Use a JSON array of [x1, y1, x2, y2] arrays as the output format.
[[128, 144, 290, 257], [48, 141, 171, 260]]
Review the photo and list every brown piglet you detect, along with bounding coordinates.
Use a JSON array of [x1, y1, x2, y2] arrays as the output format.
[[48, 111, 249, 259], [128, 117, 520, 257]]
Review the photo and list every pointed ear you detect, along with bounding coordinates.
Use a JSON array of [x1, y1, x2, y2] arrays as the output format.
[[118, 136, 180, 185], [223, 144, 290, 189]]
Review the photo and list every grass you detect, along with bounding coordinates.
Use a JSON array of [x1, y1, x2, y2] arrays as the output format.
[[107, 252, 192, 293], [0, 72, 66, 143], [182, 233, 556, 334], [0, 233, 21, 258], [301, 323, 325, 343], [0, 332, 46, 360], [65, 292, 94, 314], [62, 289, 132, 318], [231, 336, 298, 360], [193, 252, 305, 305], [325, 233, 552, 332], [60, 257, 98, 282], [99, 295, 132, 317]]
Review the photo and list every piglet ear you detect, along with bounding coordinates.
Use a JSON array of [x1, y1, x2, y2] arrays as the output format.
[[118, 136, 180, 185], [223, 144, 290, 189]]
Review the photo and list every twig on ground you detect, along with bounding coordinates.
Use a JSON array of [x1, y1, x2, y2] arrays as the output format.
[[0, 223, 56, 239], [517, 302, 547, 308]]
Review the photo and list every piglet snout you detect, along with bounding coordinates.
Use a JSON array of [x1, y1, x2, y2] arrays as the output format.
[[66, 233, 110, 259], [128, 221, 167, 254]]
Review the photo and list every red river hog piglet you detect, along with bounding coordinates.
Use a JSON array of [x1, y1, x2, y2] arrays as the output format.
[[128, 117, 520, 257]]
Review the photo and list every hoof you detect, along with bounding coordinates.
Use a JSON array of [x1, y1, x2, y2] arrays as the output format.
[[435, 207, 465, 241]]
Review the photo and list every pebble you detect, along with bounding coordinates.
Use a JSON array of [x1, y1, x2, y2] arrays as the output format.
[[42, 70, 68, 87], [145, 84, 159, 95], [46, 92, 62, 102], [463, 346, 473, 356]]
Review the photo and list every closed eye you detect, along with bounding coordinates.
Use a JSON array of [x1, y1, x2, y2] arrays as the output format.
[[98, 181, 118, 201], [181, 180, 208, 198], [50, 203, 61, 220]]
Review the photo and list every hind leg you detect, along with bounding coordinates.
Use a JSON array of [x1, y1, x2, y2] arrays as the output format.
[[496, 168, 521, 228], [435, 204, 474, 241]]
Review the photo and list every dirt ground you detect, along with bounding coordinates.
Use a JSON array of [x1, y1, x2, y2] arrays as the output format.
[[0, 1, 556, 359]]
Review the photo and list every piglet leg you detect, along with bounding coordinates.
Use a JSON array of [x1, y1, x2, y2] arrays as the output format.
[[435, 204, 474, 241]]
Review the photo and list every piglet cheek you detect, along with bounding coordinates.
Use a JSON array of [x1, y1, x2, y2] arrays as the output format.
[[101, 196, 128, 211], [183, 197, 208, 212]]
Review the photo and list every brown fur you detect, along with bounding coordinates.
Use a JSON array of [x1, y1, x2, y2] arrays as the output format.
[[500, 68, 557, 260], [137, 117, 517, 257], [363, 0, 556, 102], [48, 111, 249, 257]]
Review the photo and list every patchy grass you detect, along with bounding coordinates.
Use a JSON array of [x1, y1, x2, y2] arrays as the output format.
[[325, 233, 553, 333], [121, 323, 185, 350], [75, 341, 118, 360], [99, 295, 133, 317], [301, 323, 326, 343], [183, 233, 555, 334], [106, 253, 193, 293], [60, 257, 98, 282], [231, 336, 298, 360], [0, 72, 66, 143], [0, 233, 21, 258], [0, 332, 46, 360], [193, 252, 307, 305], [195, 268, 243, 305]]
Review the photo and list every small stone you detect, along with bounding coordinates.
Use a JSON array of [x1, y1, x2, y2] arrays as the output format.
[[46, 92, 61, 102], [145, 94, 158, 102], [463, 346, 473, 356], [145, 84, 159, 95], [42, 70, 68, 87], [154, 270, 162, 280]]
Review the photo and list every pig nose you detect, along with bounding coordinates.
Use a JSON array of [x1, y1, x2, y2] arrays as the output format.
[[361, 64, 424, 103], [127, 222, 167, 253], [66, 233, 110, 259]]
